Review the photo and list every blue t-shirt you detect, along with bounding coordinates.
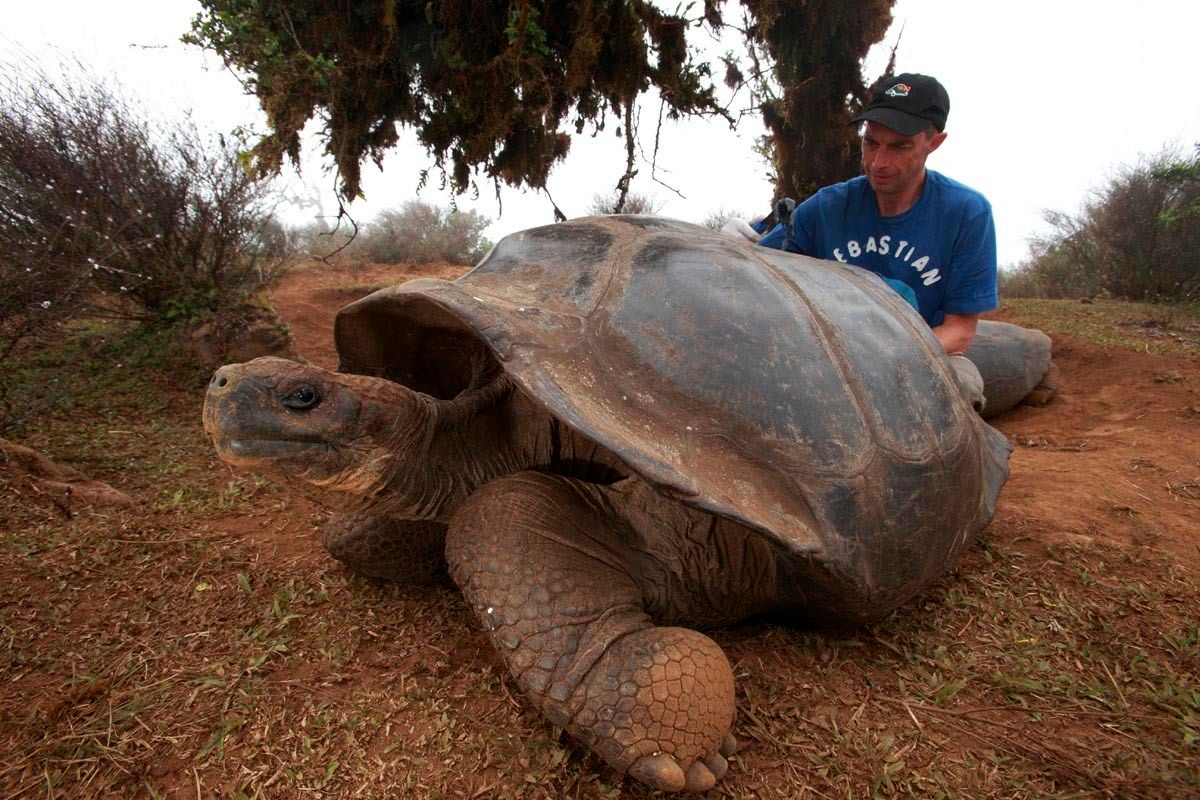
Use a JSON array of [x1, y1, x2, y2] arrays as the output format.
[[755, 221, 920, 312], [760, 171, 998, 327]]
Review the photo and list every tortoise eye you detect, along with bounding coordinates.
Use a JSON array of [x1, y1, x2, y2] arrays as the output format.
[[281, 385, 320, 410]]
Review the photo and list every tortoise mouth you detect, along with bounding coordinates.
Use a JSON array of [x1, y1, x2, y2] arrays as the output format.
[[219, 437, 329, 458], [212, 437, 341, 470]]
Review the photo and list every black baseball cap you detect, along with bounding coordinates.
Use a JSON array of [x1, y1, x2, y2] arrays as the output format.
[[850, 73, 949, 136]]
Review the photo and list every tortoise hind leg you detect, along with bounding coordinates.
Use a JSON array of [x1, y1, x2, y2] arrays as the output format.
[[322, 514, 448, 584], [1022, 360, 1060, 407], [447, 472, 761, 792]]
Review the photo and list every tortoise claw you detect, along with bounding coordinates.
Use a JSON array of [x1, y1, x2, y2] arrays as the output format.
[[684, 759, 717, 792], [628, 752, 685, 792], [704, 751, 729, 781], [719, 732, 738, 758], [626, 747, 729, 793]]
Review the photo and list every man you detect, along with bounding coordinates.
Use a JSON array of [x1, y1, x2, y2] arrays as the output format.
[[725, 73, 996, 409]]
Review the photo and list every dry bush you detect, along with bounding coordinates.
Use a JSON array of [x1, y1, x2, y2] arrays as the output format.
[[1087, 149, 1200, 302], [996, 265, 1047, 299], [587, 191, 663, 216], [700, 204, 779, 232], [0, 56, 290, 433], [0, 55, 284, 355], [350, 201, 492, 266], [288, 218, 359, 261], [1002, 213, 1102, 299], [1018, 146, 1200, 302]]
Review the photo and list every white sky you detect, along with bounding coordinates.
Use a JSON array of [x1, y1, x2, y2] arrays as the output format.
[[5, 0, 1200, 267]]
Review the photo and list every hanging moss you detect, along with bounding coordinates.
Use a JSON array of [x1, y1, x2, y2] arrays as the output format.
[[742, 0, 897, 201], [187, 0, 894, 202]]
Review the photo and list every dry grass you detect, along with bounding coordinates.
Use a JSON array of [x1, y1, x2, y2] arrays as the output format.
[[999, 298, 1200, 356], [0, 309, 1197, 799]]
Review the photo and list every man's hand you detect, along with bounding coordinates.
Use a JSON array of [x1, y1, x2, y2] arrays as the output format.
[[720, 218, 761, 243], [932, 312, 980, 356]]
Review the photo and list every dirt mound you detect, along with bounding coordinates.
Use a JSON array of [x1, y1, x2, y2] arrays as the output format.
[[187, 303, 299, 369], [0, 438, 134, 511]]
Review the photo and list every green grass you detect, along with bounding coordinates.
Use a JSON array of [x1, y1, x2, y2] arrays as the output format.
[[330, 280, 394, 296], [1000, 297, 1200, 355], [1, 318, 208, 439]]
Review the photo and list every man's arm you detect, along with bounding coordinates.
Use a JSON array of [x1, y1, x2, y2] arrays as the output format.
[[932, 312, 980, 356], [937, 196, 997, 355]]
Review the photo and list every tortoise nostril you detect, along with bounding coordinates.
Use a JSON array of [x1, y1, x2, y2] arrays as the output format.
[[217, 376, 228, 388]]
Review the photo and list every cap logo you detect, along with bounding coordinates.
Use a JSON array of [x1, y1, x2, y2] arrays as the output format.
[[884, 83, 911, 97]]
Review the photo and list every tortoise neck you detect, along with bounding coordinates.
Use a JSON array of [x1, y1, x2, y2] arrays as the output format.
[[367, 373, 626, 522], [373, 375, 551, 521]]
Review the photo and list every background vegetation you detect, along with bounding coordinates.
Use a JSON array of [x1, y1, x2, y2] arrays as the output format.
[[352, 201, 493, 265], [0, 58, 292, 431], [1002, 144, 1200, 305], [587, 191, 663, 216], [0, 61, 287, 333], [286, 201, 493, 265], [185, 0, 897, 210]]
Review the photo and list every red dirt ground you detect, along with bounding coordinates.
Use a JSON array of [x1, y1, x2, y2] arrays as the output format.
[[270, 260, 468, 369], [982, 309, 1200, 575], [261, 263, 1200, 794], [2, 259, 1196, 799]]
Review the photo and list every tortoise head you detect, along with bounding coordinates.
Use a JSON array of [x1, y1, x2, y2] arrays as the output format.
[[203, 357, 431, 510]]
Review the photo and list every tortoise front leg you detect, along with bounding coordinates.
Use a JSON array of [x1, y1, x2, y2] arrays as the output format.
[[447, 472, 773, 792], [321, 514, 447, 584]]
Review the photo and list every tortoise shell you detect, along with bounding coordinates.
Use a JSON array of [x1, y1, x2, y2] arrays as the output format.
[[967, 320, 1053, 417], [333, 216, 1011, 618]]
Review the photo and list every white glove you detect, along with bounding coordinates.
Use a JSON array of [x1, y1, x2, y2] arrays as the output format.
[[720, 217, 761, 243]]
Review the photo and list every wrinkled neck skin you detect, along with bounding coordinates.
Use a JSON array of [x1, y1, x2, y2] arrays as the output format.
[[338, 372, 608, 524], [373, 374, 535, 521]]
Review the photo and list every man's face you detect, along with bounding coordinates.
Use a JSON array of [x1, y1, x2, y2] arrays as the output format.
[[860, 121, 947, 198]]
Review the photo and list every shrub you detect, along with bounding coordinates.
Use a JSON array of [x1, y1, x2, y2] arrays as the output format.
[[1002, 210, 1102, 299], [996, 265, 1038, 299], [699, 207, 758, 232], [587, 192, 663, 216], [353, 201, 492, 265], [1019, 146, 1200, 302], [289, 219, 358, 261], [0, 55, 284, 352]]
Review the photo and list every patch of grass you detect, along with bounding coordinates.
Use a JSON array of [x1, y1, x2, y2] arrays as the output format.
[[1000, 297, 1200, 355], [331, 280, 395, 296], [1, 317, 209, 438], [718, 533, 1200, 798]]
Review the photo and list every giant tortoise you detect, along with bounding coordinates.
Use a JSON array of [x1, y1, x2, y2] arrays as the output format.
[[203, 216, 1025, 792], [966, 319, 1056, 417]]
